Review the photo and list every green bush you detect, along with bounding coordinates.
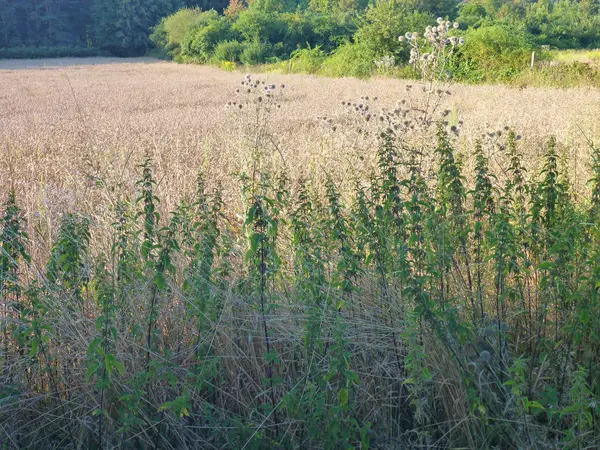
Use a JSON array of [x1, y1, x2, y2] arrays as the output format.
[[309, 12, 357, 52], [181, 15, 236, 62], [320, 41, 376, 78], [150, 8, 206, 59], [213, 40, 246, 62], [287, 46, 327, 73], [355, 3, 433, 62], [233, 9, 287, 46], [280, 12, 318, 55], [240, 40, 270, 65], [524, 0, 600, 49], [450, 24, 534, 82]]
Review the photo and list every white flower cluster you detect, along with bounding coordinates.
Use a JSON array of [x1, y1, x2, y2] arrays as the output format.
[[398, 18, 465, 82], [374, 54, 396, 70]]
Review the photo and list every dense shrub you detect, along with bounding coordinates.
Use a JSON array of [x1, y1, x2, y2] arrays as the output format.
[[181, 14, 236, 62], [150, 8, 206, 59], [240, 40, 270, 65], [233, 9, 287, 46], [450, 24, 534, 82], [308, 12, 358, 51], [287, 46, 327, 73], [355, 1, 433, 62], [524, 0, 600, 49], [213, 39, 245, 62], [320, 41, 376, 78]]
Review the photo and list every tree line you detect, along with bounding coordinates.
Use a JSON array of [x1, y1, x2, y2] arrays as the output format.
[[0, 0, 226, 56]]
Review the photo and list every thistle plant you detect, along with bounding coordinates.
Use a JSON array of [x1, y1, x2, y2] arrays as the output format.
[[399, 18, 464, 123], [400, 18, 464, 84]]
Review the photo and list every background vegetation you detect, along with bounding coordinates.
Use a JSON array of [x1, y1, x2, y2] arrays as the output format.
[[1, 0, 599, 85]]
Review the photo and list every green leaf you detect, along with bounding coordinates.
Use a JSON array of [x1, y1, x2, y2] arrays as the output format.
[[338, 388, 349, 407], [86, 361, 100, 382]]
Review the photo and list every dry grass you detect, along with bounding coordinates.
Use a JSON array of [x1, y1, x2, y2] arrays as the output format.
[[1, 57, 599, 256]]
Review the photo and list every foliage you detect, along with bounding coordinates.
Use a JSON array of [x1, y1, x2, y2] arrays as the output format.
[[213, 39, 246, 62], [450, 24, 534, 82], [320, 41, 376, 78], [150, 7, 206, 59], [91, 0, 183, 56], [240, 40, 270, 65], [355, 1, 433, 62], [181, 13, 235, 62]]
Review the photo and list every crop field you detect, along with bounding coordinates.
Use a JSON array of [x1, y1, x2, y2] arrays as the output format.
[[2, 58, 599, 224], [1, 58, 600, 449]]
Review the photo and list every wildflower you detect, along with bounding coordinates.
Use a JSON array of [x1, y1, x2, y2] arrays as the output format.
[[398, 36, 405, 42], [437, 17, 443, 24], [459, 37, 465, 45], [405, 32, 412, 40], [449, 36, 458, 46], [453, 22, 459, 29], [411, 32, 419, 40]]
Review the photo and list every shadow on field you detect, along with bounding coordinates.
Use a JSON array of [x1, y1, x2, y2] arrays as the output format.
[[0, 56, 161, 70]]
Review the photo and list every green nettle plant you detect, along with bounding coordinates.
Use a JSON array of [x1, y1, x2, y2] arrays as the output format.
[[86, 258, 123, 449], [2, 76, 600, 449], [1, 191, 29, 365], [46, 213, 91, 311], [242, 171, 281, 433]]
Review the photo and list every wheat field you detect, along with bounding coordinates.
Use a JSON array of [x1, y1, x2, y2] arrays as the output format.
[[2, 58, 600, 449], [2, 58, 599, 219]]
